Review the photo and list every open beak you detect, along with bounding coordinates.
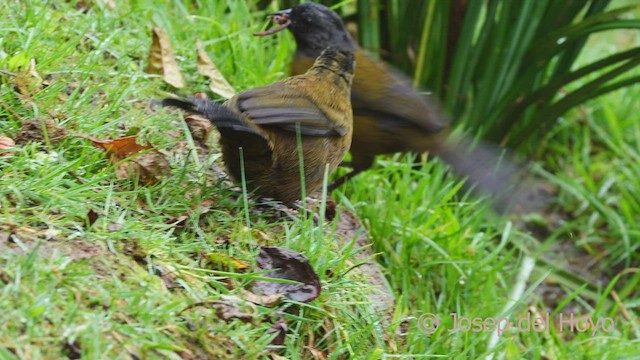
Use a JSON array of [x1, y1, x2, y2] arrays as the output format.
[[254, 9, 292, 36]]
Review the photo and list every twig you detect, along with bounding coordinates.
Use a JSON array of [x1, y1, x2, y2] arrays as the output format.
[[485, 255, 536, 360], [0, 69, 16, 76]]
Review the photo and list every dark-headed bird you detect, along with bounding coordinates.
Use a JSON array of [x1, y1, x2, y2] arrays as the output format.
[[256, 2, 538, 212]]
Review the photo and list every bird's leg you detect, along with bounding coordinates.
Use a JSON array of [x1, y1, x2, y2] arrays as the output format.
[[328, 155, 374, 192], [327, 168, 364, 192]]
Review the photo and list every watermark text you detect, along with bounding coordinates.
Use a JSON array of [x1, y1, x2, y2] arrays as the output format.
[[417, 312, 614, 336]]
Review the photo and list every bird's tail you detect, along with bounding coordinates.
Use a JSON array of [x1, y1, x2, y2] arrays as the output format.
[[429, 135, 543, 213], [157, 97, 270, 159], [158, 98, 261, 136]]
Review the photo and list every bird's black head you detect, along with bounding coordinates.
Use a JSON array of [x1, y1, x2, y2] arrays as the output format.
[[254, 2, 356, 57]]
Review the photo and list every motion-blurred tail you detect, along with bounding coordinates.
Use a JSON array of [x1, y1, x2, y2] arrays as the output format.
[[430, 135, 543, 213]]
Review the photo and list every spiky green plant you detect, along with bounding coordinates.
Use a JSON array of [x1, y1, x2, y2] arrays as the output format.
[[348, 0, 640, 149]]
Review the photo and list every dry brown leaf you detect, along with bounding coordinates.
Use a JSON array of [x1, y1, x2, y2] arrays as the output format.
[[147, 27, 185, 88], [213, 298, 254, 323], [203, 252, 250, 272], [117, 149, 169, 185], [252, 246, 322, 303], [267, 315, 287, 346], [165, 199, 214, 227], [79, 135, 151, 158], [15, 119, 67, 145], [86, 209, 100, 228], [182, 296, 255, 323], [304, 346, 326, 360], [74, 0, 90, 11], [77, 135, 169, 185], [165, 214, 188, 227], [184, 114, 213, 145], [196, 39, 235, 99], [0, 135, 15, 157], [62, 339, 82, 359], [239, 289, 282, 307], [155, 265, 182, 290]]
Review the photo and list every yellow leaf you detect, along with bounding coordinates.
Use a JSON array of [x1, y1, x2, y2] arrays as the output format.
[[196, 39, 235, 99], [204, 252, 249, 271], [147, 28, 186, 88]]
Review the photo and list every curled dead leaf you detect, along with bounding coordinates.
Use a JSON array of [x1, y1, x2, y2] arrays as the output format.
[[147, 27, 185, 88], [196, 39, 235, 99], [252, 247, 321, 303], [0, 135, 15, 157], [77, 135, 169, 185], [184, 114, 213, 145]]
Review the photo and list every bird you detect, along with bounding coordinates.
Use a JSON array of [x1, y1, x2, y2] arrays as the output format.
[[255, 2, 535, 211], [158, 47, 355, 205]]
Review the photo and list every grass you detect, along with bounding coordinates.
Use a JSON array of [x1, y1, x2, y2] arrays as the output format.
[[1, 0, 638, 358]]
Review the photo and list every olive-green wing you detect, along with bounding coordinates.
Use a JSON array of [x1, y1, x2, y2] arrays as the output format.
[[235, 83, 348, 137]]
